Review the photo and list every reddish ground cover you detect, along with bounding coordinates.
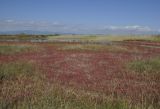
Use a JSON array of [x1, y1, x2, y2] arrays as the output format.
[[0, 41, 160, 104]]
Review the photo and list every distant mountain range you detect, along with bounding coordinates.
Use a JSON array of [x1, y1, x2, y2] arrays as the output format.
[[0, 30, 159, 35], [0, 30, 74, 35]]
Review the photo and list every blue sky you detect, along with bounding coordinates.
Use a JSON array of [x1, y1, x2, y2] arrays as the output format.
[[0, 0, 160, 34]]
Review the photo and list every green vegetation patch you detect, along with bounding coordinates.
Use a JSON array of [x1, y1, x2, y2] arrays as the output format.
[[0, 61, 45, 109], [35, 89, 129, 109], [48, 34, 160, 43], [0, 61, 37, 80], [0, 45, 38, 55], [148, 35, 160, 42], [127, 57, 160, 74], [0, 34, 47, 40]]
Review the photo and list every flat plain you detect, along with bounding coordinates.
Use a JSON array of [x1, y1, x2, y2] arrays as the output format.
[[0, 35, 160, 109]]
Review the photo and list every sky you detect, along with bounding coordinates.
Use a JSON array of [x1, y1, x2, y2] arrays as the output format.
[[0, 0, 160, 34]]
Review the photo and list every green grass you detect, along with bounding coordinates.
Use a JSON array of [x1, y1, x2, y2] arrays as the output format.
[[0, 61, 131, 109], [1, 34, 160, 42], [0, 60, 159, 109], [0, 34, 47, 40], [127, 57, 160, 74], [0, 61, 44, 109], [48, 34, 160, 42], [0, 61, 133, 109], [0, 45, 39, 55], [0, 61, 36, 80], [147, 35, 160, 42]]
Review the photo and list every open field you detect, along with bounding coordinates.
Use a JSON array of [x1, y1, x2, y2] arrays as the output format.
[[1, 34, 160, 42], [0, 34, 47, 41], [0, 36, 160, 109], [47, 35, 160, 42]]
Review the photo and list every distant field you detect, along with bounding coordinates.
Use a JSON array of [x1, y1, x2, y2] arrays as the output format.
[[0, 34, 160, 42], [0, 34, 47, 40], [47, 34, 160, 42], [0, 35, 160, 109]]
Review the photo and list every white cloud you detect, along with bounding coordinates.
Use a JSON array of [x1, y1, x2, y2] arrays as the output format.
[[0, 19, 159, 34], [103, 25, 152, 32], [124, 25, 151, 32], [103, 26, 120, 30], [0, 20, 69, 32], [5, 19, 14, 23]]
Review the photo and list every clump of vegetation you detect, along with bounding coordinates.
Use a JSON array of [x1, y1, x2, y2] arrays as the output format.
[[0, 34, 47, 41], [127, 57, 160, 74], [0, 45, 39, 55], [0, 61, 45, 109], [0, 61, 36, 81], [150, 35, 160, 42]]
